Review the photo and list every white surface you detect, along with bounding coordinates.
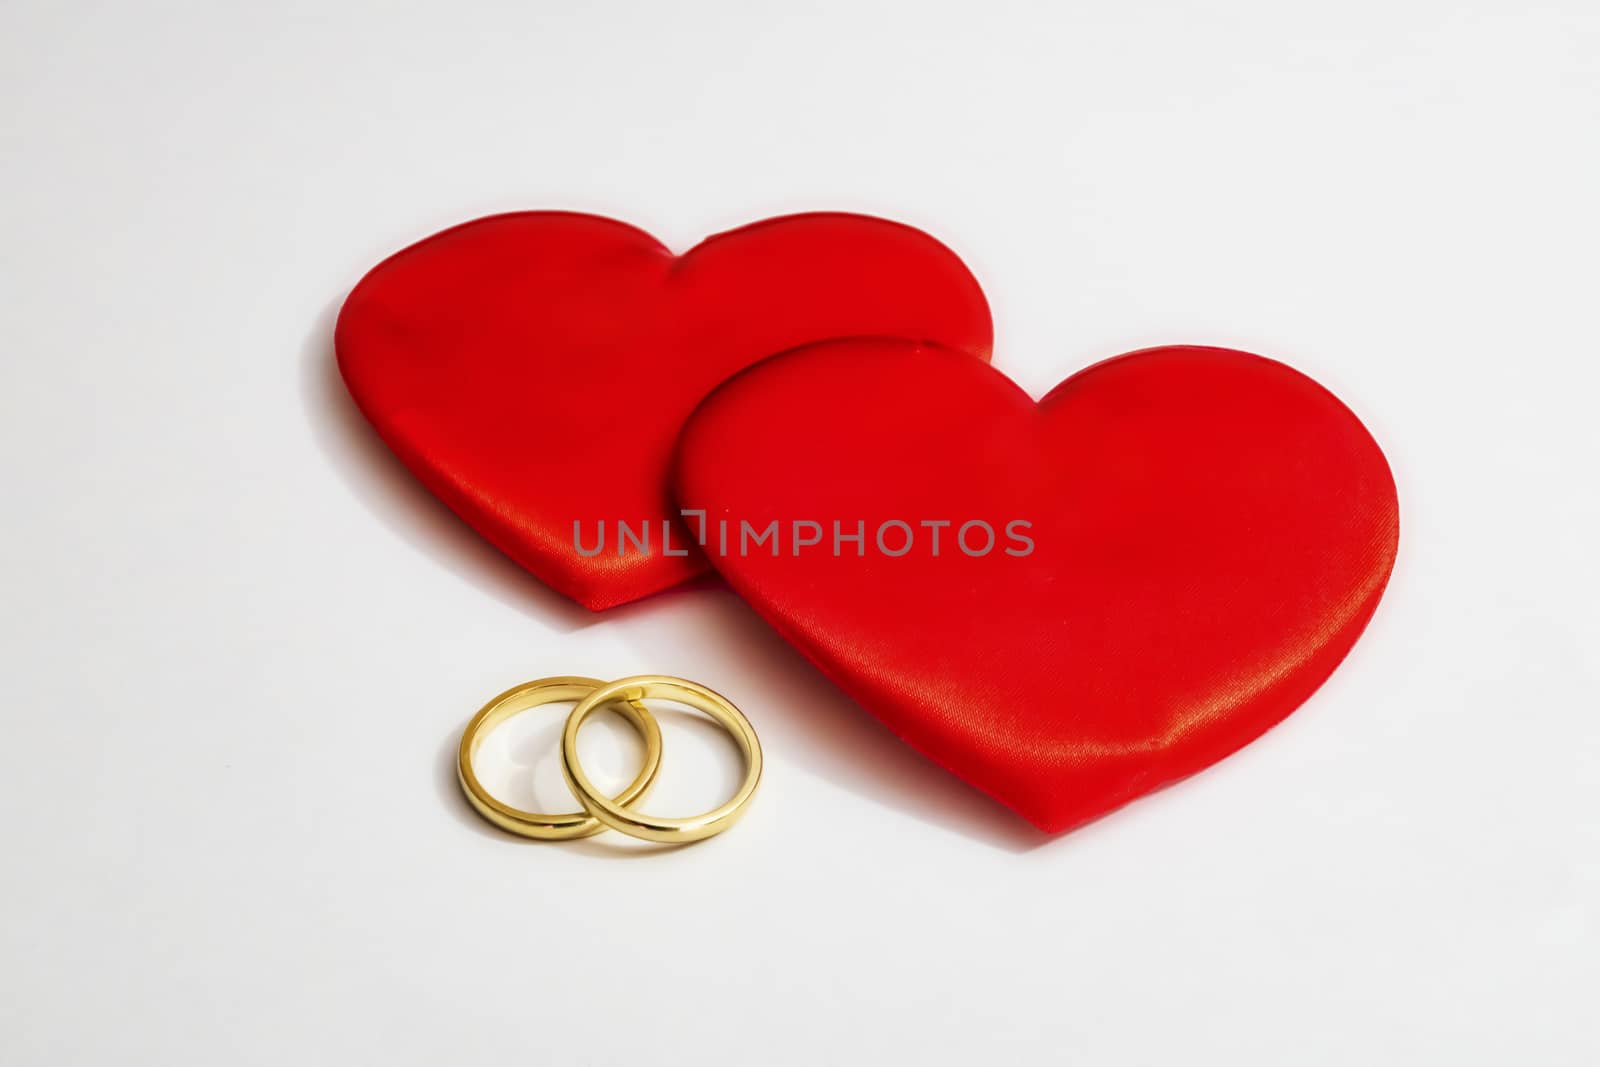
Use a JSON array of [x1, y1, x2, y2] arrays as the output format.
[[2, 2, 1597, 1063]]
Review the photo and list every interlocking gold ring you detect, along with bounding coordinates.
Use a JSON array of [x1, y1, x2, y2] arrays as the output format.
[[562, 675, 762, 844], [457, 676, 661, 840]]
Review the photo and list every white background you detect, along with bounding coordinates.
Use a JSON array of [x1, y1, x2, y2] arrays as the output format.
[[2, 2, 1597, 1063]]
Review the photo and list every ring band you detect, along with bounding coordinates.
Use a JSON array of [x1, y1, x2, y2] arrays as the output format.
[[561, 675, 762, 844], [457, 676, 661, 840]]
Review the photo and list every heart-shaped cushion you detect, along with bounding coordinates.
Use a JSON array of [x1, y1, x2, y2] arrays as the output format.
[[336, 212, 992, 609], [673, 339, 1398, 833]]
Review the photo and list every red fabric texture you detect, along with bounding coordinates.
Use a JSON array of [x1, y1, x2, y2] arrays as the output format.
[[335, 212, 992, 609], [672, 340, 1399, 833]]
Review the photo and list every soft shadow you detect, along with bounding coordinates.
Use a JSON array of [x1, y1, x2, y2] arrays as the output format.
[[299, 297, 594, 630], [612, 586, 1054, 854]]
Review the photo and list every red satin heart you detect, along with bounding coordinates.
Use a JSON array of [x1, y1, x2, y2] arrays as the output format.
[[335, 212, 992, 609], [673, 340, 1398, 833]]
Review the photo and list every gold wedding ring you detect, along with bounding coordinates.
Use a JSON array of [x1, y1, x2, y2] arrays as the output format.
[[456, 674, 761, 846], [456, 676, 661, 841], [563, 676, 762, 844]]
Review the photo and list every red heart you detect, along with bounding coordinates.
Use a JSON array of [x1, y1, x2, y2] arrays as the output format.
[[335, 212, 992, 609], [673, 340, 1398, 833]]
